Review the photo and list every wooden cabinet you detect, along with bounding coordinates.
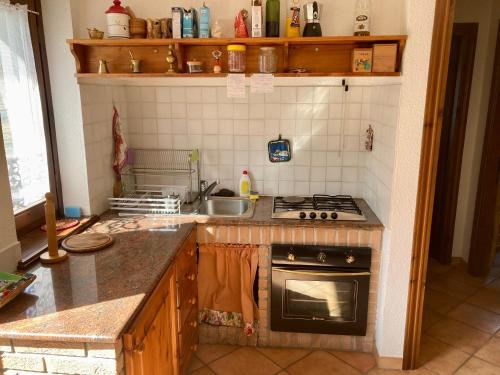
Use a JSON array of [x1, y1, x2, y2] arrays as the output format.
[[124, 231, 198, 375]]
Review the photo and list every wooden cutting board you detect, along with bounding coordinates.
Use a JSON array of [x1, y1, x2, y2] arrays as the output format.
[[62, 233, 114, 253]]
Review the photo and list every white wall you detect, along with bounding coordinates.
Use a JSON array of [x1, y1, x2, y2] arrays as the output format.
[[452, 0, 500, 261], [375, 0, 436, 359], [41, 0, 92, 215], [0, 131, 21, 272], [70, 0, 406, 39]]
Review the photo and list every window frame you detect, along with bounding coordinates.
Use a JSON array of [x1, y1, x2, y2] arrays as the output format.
[[7, 0, 62, 236]]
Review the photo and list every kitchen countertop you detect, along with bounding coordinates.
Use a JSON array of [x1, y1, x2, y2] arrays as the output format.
[[0, 217, 195, 343], [202, 196, 383, 228], [0, 196, 381, 343]]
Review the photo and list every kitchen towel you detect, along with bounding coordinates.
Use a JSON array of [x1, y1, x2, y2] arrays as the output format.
[[112, 106, 129, 197], [198, 243, 259, 335]]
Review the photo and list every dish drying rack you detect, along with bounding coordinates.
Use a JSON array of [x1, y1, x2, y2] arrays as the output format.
[[109, 149, 200, 215]]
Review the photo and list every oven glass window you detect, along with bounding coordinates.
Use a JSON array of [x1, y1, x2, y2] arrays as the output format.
[[284, 279, 357, 321]]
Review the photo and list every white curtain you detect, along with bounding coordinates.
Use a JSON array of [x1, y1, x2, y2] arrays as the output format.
[[0, 1, 49, 211]]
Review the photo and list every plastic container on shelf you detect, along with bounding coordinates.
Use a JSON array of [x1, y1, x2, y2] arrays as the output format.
[[227, 44, 247, 73], [259, 47, 278, 73]]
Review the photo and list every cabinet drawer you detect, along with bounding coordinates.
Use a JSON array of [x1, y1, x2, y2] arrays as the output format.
[[177, 262, 197, 300], [176, 232, 197, 278], [179, 308, 199, 374], [177, 284, 197, 329]]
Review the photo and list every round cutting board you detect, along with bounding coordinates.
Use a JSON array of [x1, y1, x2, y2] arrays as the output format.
[[62, 233, 114, 253]]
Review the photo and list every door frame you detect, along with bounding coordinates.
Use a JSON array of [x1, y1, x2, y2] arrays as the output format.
[[468, 20, 500, 276], [429, 22, 478, 264], [402, 0, 456, 370]]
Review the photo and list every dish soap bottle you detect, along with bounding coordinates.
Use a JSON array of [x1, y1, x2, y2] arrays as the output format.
[[266, 0, 280, 37], [239, 170, 251, 198], [354, 0, 371, 36]]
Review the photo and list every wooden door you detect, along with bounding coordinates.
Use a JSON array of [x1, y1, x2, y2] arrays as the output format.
[[124, 268, 179, 375], [429, 23, 478, 264], [468, 20, 500, 276]]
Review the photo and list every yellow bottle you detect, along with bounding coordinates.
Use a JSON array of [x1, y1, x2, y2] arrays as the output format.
[[286, 6, 300, 37], [239, 170, 251, 198]]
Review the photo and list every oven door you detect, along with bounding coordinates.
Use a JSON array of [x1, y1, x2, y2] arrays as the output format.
[[271, 266, 370, 336]]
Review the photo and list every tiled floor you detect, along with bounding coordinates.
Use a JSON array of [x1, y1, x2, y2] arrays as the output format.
[[187, 253, 500, 375]]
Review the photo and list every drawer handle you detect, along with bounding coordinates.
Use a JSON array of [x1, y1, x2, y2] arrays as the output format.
[[189, 320, 198, 328], [190, 344, 198, 352], [189, 297, 197, 305], [186, 273, 196, 281]]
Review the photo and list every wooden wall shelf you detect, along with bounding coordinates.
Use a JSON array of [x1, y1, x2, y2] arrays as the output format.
[[68, 36, 407, 77]]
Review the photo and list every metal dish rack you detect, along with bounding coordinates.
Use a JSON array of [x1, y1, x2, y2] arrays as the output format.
[[108, 149, 200, 215]]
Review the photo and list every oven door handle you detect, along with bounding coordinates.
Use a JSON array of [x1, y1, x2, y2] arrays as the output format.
[[273, 268, 370, 277]]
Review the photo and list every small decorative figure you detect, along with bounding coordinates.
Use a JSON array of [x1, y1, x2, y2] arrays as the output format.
[[212, 50, 222, 73], [166, 45, 177, 73], [211, 20, 223, 38], [234, 9, 249, 38], [365, 124, 374, 151]]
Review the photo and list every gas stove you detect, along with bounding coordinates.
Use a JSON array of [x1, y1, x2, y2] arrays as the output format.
[[272, 194, 366, 221]]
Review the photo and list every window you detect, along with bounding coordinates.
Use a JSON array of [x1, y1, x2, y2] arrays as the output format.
[[0, 0, 60, 235]]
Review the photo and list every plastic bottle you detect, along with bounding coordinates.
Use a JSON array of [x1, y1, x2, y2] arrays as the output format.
[[239, 170, 251, 198], [266, 0, 280, 37], [354, 0, 371, 36]]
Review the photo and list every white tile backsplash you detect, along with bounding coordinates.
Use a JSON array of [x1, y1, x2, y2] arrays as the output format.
[[79, 83, 400, 219]]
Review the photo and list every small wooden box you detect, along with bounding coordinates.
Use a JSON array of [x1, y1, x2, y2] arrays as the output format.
[[373, 44, 398, 72], [352, 48, 373, 72]]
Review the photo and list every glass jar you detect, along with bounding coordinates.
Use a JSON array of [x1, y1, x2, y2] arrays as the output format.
[[259, 47, 277, 73], [227, 44, 246, 73]]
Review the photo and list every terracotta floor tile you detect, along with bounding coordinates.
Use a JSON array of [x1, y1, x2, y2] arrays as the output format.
[[330, 351, 376, 373], [485, 278, 500, 293], [426, 318, 491, 354], [287, 351, 361, 375], [474, 337, 500, 367], [422, 308, 445, 331], [196, 344, 238, 364], [424, 289, 462, 315], [427, 276, 479, 299], [209, 347, 281, 375], [441, 268, 497, 288], [455, 357, 500, 375], [447, 303, 500, 334], [256, 347, 310, 368], [191, 367, 217, 375], [189, 356, 206, 372], [467, 289, 500, 314], [418, 335, 470, 374], [366, 368, 435, 374]]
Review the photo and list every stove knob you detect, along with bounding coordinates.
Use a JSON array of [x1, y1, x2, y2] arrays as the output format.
[[345, 254, 356, 264], [317, 251, 327, 263], [299, 212, 307, 219], [309, 212, 317, 219], [320, 212, 328, 219], [331, 212, 338, 220], [287, 252, 295, 261]]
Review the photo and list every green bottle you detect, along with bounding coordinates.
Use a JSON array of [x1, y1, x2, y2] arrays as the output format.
[[266, 0, 280, 37]]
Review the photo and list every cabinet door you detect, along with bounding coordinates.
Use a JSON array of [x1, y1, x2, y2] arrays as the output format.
[[124, 269, 179, 375]]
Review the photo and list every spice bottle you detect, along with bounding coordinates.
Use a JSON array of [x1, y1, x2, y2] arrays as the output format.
[[354, 0, 370, 36], [266, 0, 280, 37]]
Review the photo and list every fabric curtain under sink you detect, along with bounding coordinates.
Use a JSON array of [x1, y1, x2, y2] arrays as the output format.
[[198, 243, 259, 335]]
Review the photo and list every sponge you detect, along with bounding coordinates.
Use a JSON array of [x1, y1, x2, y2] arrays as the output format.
[[64, 206, 81, 219]]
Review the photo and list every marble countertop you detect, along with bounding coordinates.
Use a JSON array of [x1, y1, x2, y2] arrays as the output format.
[[0, 196, 382, 343], [0, 216, 195, 343]]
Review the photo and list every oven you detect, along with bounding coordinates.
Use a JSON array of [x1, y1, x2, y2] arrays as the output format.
[[271, 244, 371, 336]]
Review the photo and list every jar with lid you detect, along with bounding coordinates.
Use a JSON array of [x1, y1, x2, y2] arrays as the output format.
[[259, 47, 277, 73], [227, 44, 246, 73]]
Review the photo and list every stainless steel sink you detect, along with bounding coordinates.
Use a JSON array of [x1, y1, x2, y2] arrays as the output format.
[[197, 197, 255, 218]]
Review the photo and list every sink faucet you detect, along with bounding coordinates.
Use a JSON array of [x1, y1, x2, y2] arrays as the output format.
[[200, 180, 218, 201]]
